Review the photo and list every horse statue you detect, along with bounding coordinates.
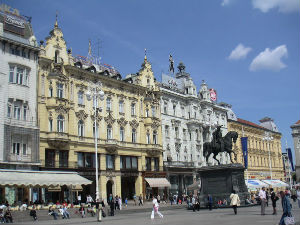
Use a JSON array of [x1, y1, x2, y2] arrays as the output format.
[[203, 131, 238, 165]]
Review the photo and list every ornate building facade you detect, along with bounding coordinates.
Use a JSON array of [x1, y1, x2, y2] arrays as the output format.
[[38, 19, 166, 203], [0, 5, 40, 203], [227, 112, 284, 181], [291, 120, 300, 182], [160, 63, 229, 195]]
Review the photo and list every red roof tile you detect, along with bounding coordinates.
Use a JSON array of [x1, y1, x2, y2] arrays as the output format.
[[295, 120, 300, 125], [237, 118, 265, 129]]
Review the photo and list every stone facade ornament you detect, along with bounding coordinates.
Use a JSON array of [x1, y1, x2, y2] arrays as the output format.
[[117, 117, 128, 127], [104, 113, 115, 125], [90, 113, 103, 122], [151, 119, 160, 130], [55, 105, 69, 114], [75, 110, 88, 120], [129, 119, 139, 129]]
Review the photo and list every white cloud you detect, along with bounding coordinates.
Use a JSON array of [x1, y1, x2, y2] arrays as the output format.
[[252, 0, 300, 13], [249, 45, 288, 72], [228, 44, 252, 60], [221, 0, 231, 6]]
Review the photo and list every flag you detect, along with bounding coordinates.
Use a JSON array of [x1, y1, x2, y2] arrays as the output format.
[[287, 148, 295, 171], [241, 137, 248, 169]]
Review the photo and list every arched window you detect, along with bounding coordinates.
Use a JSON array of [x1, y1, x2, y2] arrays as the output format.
[[120, 127, 125, 142], [146, 132, 150, 144], [78, 120, 84, 137], [57, 115, 64, 132], [55, 50, 60, 63], [132, 128, 136, 143], [119, 100, 124, 113], [93, 123, 99, 138], [153, 131, 157, 144], [107, 125, 112, 139]]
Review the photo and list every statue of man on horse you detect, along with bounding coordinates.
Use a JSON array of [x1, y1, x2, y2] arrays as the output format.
[[203, 126, 238, 165]]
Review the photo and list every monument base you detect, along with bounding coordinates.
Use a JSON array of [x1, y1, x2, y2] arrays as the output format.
[[198, 163, 249, 207]]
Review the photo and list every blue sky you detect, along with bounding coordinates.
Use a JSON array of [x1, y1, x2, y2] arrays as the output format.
[[7, 0, 300, 159]]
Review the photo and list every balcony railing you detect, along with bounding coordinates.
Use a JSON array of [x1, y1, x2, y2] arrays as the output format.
[[4, 118, 37, 128]]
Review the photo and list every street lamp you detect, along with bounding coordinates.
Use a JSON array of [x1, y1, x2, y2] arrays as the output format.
[[86, 81, 105, 201], [263, 132, 273, 180]]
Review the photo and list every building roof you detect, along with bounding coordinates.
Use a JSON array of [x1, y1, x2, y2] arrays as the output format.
[[295, 120, 300, 125], [237, 118, 266, 129]]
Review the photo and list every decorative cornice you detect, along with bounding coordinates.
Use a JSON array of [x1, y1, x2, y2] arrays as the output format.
[[55, 105, 69, 115]]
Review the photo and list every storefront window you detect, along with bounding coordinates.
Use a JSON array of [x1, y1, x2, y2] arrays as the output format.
[[106, 155, 114, 169], [146, 157, 151, 171]]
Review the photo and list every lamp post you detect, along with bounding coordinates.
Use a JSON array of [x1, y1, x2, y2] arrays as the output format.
[[263, 132, 273, 180], [86, 81, 105, 201]]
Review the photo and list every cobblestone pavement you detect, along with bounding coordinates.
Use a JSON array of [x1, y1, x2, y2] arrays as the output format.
[[12, 201, 300, 225]]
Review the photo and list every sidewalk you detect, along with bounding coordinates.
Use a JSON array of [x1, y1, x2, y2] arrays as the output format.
[[10, 201, 186, 223]]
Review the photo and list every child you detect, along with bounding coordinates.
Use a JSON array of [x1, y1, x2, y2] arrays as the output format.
[[30, 206, 37, 221], [125, 198, 128, 207]]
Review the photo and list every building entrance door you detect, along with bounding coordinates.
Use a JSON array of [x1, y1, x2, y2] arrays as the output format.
[[106, 180, 113, 201], [121, 176, 136, 200]]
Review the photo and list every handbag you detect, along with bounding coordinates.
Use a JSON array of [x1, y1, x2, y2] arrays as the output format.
[[284, 215, 295, 225]]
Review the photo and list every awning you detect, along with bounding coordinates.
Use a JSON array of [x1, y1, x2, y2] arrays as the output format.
[[145, 178, 171, 188], [187, 180, 201, 191], [262, 180, 289, 187], [246, 179, 269, 189], [0, 169, 92, 187]]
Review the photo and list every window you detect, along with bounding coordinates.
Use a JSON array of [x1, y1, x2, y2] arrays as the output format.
[[9, 66, 14, 83], [153, 131, 157, 144], [154, 158, 159, 171], [7, 104, 12, 118], [59, 151, 68, 168], [78, 120, 84, 137], [16, 68, 23, 85], [49, 119, 53, 132], [57, 115, 64, 132], [77, 152, 98, 168], [173, 105, 176, 116], [93, 123, 99, 138], [45, 149, 55, 167], [107, 125, 112, 139], [25, 69, 29, 86], [183, 129, 186, 140], [106, 155, 114, 169], [146, 132, 150, 144], [132, 128, 136, 143], [78, 91, 84, 105], [106, 98, 111, 111], [120, 127, 125, 142], [131, 103, 136, 116], [14, 105, 20, 120], [12, 143, 20, 155], [175, 127, 179, 138], [146, 157, 151, 171], [55, 50, 59, 63], [165, 125, 169, 137], [120, 156, 138, 170], [181, 107, 185, 118], [23, 105, 28, 120], [152, 106, 156, 117], [145, 108, 149, 117], [22, 144, 27, 155], [57, 83, 64, 98], [189, 132, 192, 140], [49, 86, 53, 97], [164, 106, 167, 114], [119, 100, 124, 113]]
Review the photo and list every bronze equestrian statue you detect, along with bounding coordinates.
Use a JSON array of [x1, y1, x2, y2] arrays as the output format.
[[203, 126, 238, 165]]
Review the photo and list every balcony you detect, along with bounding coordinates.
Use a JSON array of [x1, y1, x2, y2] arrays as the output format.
[[104, 139, 118, 153], [187, 118, 202, 126], [46, 132, 70, 149], [4, 118, 37, 128], [164, 161, 194, 168]]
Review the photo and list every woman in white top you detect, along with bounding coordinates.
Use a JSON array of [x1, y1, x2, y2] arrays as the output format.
[[230, 190, 240, 215], [151, 196, 163, 219]]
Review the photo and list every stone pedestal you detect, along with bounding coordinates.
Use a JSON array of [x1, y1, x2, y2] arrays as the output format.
[[198, 163, 249, 206]]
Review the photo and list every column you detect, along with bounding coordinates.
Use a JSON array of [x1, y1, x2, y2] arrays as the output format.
[[135, 175, 143, 197], [99, 175, 107, 203], [100, 154, 106, 171], [159, 154, 163, 171], [115, 175, 121, 198], [55, 150, 59, 168]]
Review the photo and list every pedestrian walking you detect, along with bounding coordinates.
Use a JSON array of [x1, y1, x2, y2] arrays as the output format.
[[279, 191, 294, 225], [230, 190, 240, 215], [270, 188, 279, 215], [79, 205, 85, 218], [139, 194, 143, 206], [207, 194, 213, 211], [192, 196, 196, 212], [151, 196, 163, 219], [118, 197, 122, 210], [259, 187, 267, 215], [30, 206, 37, 221], [133, 194, 137, 206], [297, 187, 300, 208], [125, 198, 128, 207], [110, 197, 115, 216], [266, 189, 269, 207]]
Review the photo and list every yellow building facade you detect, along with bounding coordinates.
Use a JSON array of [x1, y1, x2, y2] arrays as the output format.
[[228, 118, 284, 181], [37, 20, 165, 203]]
